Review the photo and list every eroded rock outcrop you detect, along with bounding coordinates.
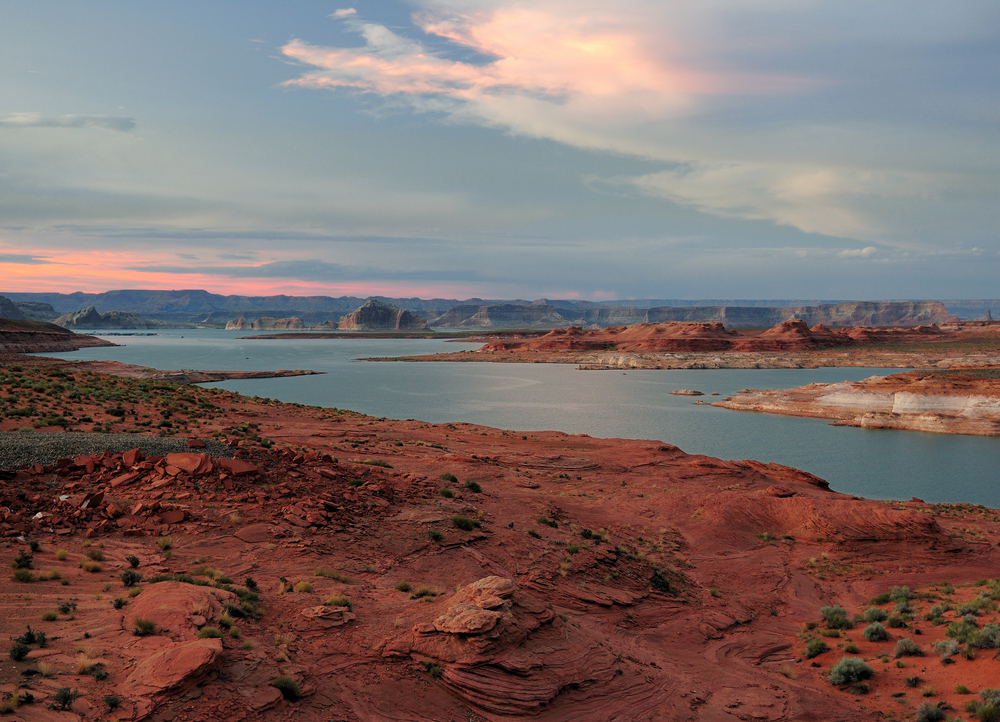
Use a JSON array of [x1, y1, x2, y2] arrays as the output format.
[[338, 299, 430, 331], [55, 306, 159, 329], [0, 318, 115, 353]]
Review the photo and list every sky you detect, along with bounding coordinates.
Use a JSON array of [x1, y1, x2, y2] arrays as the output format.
[[1, 1, 998, 300]]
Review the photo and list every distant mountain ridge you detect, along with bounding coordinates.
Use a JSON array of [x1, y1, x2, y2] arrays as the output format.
[[0, 290, 989, 327]]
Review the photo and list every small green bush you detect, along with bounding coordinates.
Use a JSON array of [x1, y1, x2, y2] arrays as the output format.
[[527, 530, 541, 539], [12, 570, 34, 583], [133, 618, 156, 636], [870, 592, 891, 605], [103, 694, 121, 710], [452, 516, 480, 531], [439, 488, 454, 499], [111, 596, 126, 610], [894, 638, 923, 658], [197, 627, 222, 639], [820, 605, 853, 630], [439, 473, 458, 483], [325, 595, 352, 610], [915, 702, 946, 722], [828, 656, 874, 686], [126, 555, 140, 568], [861, 607, 889, 622], [464, 480, 481, 493], [395, 581, 412, 593], [428, 530, 442, 542], [863, 622, 889, 642], [805, 639, 829, 659], [120, 570, 142, 587], [12, 551, 33, 570], [842, 642, 859, 653], [52, 687, 79, 711], [40, 611, 57, 622], [272, 675, 301, 701], [8, 642, 29, 661]]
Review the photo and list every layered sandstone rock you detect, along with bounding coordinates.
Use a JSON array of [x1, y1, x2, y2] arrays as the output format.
[[715, 368, 1000, 435], [338, 299, 430, 331], [54, 306, 160, 329]]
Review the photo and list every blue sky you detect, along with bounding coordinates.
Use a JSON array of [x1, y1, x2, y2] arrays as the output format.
[[1, 1, 998, 299]]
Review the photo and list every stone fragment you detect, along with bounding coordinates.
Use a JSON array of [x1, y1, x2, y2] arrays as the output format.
[[124, 638, 222, 698], [433, 603, 503, 635], [219, 458, 259, 477]]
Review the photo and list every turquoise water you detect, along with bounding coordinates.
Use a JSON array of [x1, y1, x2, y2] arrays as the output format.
[[42, 330, 1000, 506]]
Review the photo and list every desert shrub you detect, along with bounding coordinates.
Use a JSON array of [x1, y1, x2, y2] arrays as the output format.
[[820, 606, 853, 630], [886, 612, 907, 628], [977, 706, 1000, 722], [12, 570, 34, 583], [27, 540, 40, 552], [40, 610, 57, 622], [861, 607, 889, 622], [805, 639, 828, 659], [272, 675, 301, 701], [197, 627, 222, 639], [33, 631, 46, 649], [934, 639, 960, 660], [245, 577, 258, 590], [863, 622, 890, 642], [120, 570, 142, 587], [428, 530, 442, 542], [54, 549, 68, 561], [12, 551, 32, 570], [981, 690, 1000, 707], [111, 596, 126, 610], [85, 549, 104, 562], [439, 488, 454, 499], [870, 592, 891, 605], [439, 473, 458, 483], [948, 621, 980, 643], [313, 569, 349, 582], [78, 559, 100, 573], [915, 702, 946, 722], [325, 595, 352, 610], [409, 587, 438, 600], [58, 601, 76, 615], [18, 627, 36, 645], [464, 480, 481, 493], [890, 585, 913, 600], [649, 571, 674, 594], [126, 555, 140, 568], [52, 688, 79, 711], [133, 618, 156, 636], [956, 685, 972, 694], [103, 694, 121, 710], [8, 642, 29, 661], [294, 581, 313, 593], [895, 638, 923, 658], [972, 624, 1000, 649], [452, 516, 480, 531], [527, 530, 541, 539], [156, 536, 173, 551], [896, 600, 914, 614], [395, 581, 412, 592], [218, 614, 234, 628], [843, 642, 859, 653], [828, 657, 873, 686], [819, 629, 840, 638]]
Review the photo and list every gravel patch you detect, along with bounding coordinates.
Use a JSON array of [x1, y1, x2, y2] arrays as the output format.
[[0, 432, 233, 470]]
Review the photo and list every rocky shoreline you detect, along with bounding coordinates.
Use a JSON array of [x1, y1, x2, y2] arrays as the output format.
[[713, 368, 1000, 436]]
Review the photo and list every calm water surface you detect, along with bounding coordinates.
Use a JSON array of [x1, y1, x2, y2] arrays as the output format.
[[43, 330, 1000, 506]]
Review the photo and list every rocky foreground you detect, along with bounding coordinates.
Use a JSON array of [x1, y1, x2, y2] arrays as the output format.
[[715, 368, 1000, 436], [0, 361, 999, 720]]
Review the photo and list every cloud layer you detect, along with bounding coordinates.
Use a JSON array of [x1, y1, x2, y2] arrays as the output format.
[[0, 113, 136, 132]]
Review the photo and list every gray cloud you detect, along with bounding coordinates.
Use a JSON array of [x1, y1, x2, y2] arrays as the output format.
[[0, 253, 49, 264], [125, 259, 490, 283], [0, 114, 136, 132]]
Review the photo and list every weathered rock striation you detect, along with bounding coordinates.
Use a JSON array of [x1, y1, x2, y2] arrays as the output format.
[[0, 318, 115, 353], [714, 368, 1000, 435], [338, 299, 430, 331]]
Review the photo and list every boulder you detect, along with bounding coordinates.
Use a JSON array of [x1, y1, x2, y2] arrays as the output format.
[[124, 638, 222, 698]]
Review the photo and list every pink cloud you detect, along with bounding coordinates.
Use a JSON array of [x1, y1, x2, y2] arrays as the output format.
[[280, 4, 809, 159]]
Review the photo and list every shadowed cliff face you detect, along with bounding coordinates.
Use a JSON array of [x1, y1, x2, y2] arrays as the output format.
[[0, 319, 115, 353], [339, 299, 430, 331]]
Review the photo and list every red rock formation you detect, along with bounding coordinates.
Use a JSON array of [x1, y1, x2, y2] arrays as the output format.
[[0, 318, 115, 353]]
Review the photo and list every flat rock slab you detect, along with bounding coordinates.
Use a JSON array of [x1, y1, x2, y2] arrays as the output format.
[[235, 523, 273, 543], [125, 638, 222, 697], [219, 458, 259, 476]]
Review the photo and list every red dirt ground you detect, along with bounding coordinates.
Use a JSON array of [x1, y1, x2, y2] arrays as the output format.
[[0, 358, 999, 720]]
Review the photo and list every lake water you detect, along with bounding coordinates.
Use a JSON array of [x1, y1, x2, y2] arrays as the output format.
[[42, 330, 1000, 507]]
